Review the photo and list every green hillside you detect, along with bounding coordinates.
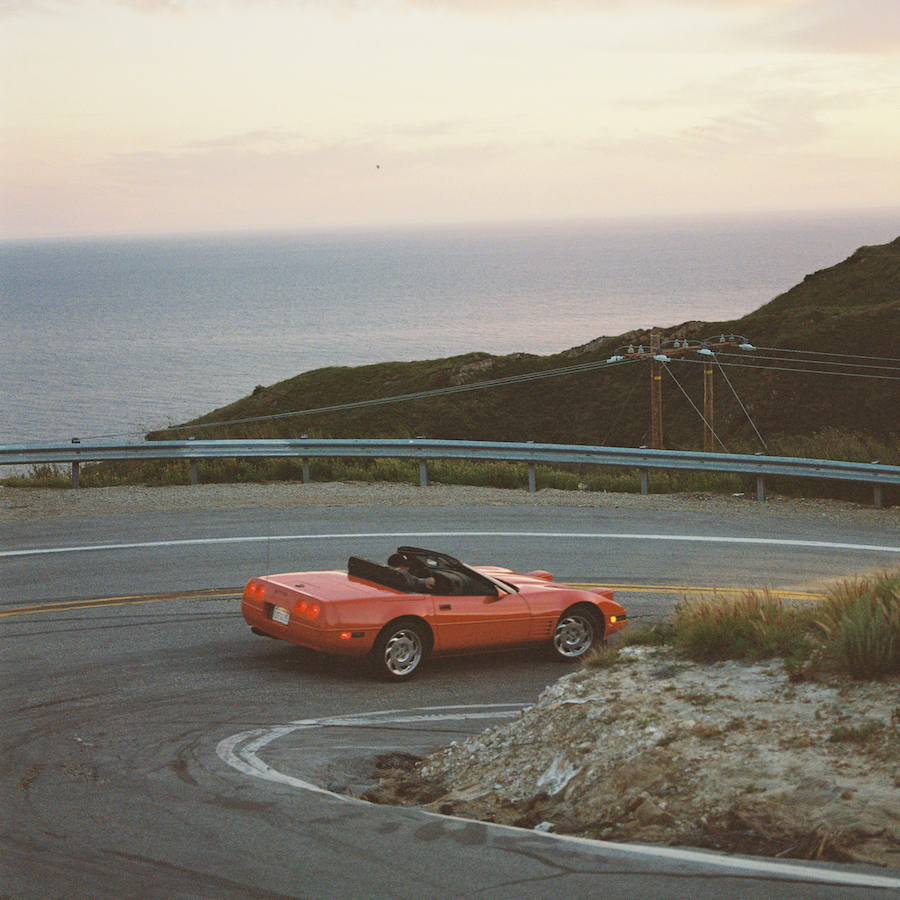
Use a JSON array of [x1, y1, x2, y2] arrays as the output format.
[[154, 235, 900, 459]]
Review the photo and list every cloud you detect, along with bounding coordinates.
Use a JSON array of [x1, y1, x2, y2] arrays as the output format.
[[0, 0, 55, 15], [635, 0, 900, 54], [183, 129, 306, 151], [6, 0, 897, 55], [664, 0, 900, 53], [402, 0, 900, 55], [0, 0, 803, 17], [784, 0, 900, 53], [393, 0, 804, 13], [0, 0, 185, 15]]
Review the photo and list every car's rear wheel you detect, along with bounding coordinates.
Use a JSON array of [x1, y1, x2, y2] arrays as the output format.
[[371, 620, 428, 679], [551, 607, 602, 660]]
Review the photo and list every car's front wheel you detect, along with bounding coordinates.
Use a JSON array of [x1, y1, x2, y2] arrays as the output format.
[[551, 607, 602, 660], [371, 619, 428, 679]]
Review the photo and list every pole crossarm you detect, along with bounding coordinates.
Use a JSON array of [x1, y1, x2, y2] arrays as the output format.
[[604, 333, 755, 364]]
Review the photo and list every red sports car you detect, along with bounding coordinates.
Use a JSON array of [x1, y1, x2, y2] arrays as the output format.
[[241, 546, 627, 679]]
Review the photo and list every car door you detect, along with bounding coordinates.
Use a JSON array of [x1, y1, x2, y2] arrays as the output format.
[[431, 589, 531, 653]]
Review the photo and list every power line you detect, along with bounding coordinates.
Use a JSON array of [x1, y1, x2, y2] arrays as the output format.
[[661, 364, 730, 452], [77, 341, 900, 441], [714, 358, 768, 451], [159, 356, 645, 434], [683, 357, 900, 381], [717, 351, 900, 375], [752, 346, 900, 364], [599, 362, 646, 447]]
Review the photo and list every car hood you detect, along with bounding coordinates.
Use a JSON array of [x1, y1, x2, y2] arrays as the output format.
[[474, 566, 561, 591]]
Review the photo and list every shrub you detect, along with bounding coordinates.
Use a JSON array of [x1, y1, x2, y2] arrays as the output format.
[[672, 590, 815, 663], [2, 464, 71, 488], [813, 572, 900, 680], [668, 571, 900, 681], [832, 591, 900, 680]]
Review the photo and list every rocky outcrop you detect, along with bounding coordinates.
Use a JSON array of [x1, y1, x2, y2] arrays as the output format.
[[365, 647, 900, 868]]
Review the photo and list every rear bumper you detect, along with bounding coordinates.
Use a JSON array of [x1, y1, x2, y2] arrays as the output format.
[[242, 600, 373, 657]]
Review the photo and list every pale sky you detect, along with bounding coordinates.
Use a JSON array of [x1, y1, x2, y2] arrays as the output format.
[[1, 0, 898, 240]]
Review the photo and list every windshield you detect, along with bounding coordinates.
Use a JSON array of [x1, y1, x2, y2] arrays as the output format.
[[396, 546, 519, 595]]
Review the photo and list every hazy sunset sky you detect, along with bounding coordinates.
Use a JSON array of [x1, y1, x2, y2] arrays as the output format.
[[1, 0, 898, 240]]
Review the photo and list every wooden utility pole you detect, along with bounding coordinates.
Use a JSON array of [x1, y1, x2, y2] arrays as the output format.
[[607, 332, 751, 453], [650, 331, 663, 449], [703, 358, 714, 451]]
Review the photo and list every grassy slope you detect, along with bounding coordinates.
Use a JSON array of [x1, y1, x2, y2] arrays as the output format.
[[153, 236, 900, 455]]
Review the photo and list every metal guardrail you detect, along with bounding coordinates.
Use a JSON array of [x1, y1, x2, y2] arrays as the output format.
[[2, 438, 898, 508]]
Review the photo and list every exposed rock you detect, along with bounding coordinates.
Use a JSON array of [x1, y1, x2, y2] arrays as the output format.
[[447, 352, 537, 385], [364, 647, 900, 868], [448, 356, 501, 384], [561, 336, 608, 357]]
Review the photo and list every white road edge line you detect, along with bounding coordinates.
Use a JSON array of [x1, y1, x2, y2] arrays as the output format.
[[4, 530, 900, 558], [216, 705, 523, 798], [216, 705, 900, 890]]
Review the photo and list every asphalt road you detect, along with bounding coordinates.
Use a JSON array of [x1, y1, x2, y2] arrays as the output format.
[[3, 501, 900, 899]]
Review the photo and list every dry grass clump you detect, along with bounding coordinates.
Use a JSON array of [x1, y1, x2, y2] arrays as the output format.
[[816, 573, 900, 680], [672, 589, 816, 664], [607, 570, 900, 682]]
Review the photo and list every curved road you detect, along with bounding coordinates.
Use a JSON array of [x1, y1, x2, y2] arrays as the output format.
[[3, 500, 900, 898]]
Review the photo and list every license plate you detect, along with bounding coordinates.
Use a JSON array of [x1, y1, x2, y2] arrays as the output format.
[[271, 606, 290, 625]]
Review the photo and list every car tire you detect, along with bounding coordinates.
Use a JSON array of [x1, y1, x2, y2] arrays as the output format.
[[371, 619, 428, 680], [551, 606, 603, 661]]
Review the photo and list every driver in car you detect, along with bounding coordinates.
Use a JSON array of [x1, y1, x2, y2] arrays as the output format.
[[388, 553, 437, 593]]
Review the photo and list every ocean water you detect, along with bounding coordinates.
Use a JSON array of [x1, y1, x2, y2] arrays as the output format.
[[1, 210, 897, 446]]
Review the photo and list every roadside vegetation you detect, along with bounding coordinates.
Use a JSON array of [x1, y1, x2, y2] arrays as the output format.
[[1, 455, 755, 494], [588, 569, 900, 683]]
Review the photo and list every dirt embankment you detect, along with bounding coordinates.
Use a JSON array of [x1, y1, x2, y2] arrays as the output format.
[[364, 647, 900, 869]]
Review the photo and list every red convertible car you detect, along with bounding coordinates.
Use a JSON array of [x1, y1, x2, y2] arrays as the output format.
[[241, 547, 627, 679]]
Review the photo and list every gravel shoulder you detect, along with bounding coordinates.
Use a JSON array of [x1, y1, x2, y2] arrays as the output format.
[[3, 480, 900, 526]]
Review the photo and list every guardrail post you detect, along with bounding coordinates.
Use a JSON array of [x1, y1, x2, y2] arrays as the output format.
[[874, 483, 883, 510], [756, 474, 766, 502], [528, 463, 536, 493], [418, 459, 428, 488], [69, 438, 81, 489], [186, 437, 197, 486], [640, 468, 649, 496]]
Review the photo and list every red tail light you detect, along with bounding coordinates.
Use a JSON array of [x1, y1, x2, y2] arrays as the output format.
[[243, 581, 265, 602], [294, 599, 320, 619]]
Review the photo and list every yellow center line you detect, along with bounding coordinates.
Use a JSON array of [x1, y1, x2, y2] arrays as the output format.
[[3, 582, 826, 620], [567, 583, 825, 601], [1, 588, 243, 618]]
